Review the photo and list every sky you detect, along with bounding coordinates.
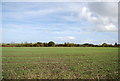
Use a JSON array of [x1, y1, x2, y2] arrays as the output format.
[[2, 2, 118, 44]]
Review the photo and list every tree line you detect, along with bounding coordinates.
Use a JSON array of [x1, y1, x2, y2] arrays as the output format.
[[1, 41, 119, 47]]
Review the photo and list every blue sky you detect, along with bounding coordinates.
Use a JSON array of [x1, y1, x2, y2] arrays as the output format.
[[2, 2, 118, 44]]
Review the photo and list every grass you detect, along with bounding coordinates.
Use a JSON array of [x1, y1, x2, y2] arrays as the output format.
[[2, 47, 118, 79]]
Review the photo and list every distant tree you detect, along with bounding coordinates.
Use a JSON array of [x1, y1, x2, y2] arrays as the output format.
[[33, 43, 37, 47], [37, 42, 42, 44], [118, 44, 120, 47], [69, 43, 74, 47], [64, 42, 67, 47], [76, 44, 80, 47], [1, 41, 118, 47], [114, 42, 118, 47], [16, 44, 21, 47], [107, 44, 113, 47], [48, 41, 55, 47], [102, 43, 108, 47], [36, 42, 42, 47], [43, 43, 47, 47], [66, 43, 70, 47], [83, 43, 90, 47], [28, 43, 33, 47]]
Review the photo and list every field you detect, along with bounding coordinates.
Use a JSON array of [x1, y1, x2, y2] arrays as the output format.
[[2, 47, 118, 79]]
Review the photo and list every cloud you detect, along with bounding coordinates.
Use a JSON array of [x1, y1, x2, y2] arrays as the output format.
[[88, 2, 118, 19], [2, 2, 118, 44], [67, 36, 75, 40], [55, 36, 76, 41], [70, 2, 118, 32], [96, 23, 117, 32], [3, 2, 118, 32], [86, 2, 118, 32], [80, 6, 98, 24], [83, 38, 118, 44]]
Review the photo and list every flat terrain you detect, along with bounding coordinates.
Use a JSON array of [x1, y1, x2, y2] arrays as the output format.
[[2, 47, 118, 79]]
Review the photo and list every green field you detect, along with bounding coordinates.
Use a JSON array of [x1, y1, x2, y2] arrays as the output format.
[[2, 47, 118, 79]]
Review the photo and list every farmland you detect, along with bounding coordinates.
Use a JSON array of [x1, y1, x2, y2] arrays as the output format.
[[2, 47, 118, 79]]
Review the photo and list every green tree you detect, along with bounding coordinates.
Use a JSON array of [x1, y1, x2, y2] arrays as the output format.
[[36, 42, 42, 47], [114, 42, 118, 47], [48, 41, 55, 47], [102, 43, 108, 47]]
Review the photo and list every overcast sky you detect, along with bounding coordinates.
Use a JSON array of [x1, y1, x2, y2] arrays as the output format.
[[2, 2, 118, 44]]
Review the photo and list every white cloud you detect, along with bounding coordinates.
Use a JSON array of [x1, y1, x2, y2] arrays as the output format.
[[86, 2, 118, 32], [3, 2, 118, 35], [96, 23, 117, 32], [80, 7, 98, 23], [2, 2, 118, 43], [55, 36, 76, 41], [67, 36, 75, 40], [78, 4, 117, 32], [88, 2, 118, 19], [49, 2, 118, 32], [4, 2, 118, 33]]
